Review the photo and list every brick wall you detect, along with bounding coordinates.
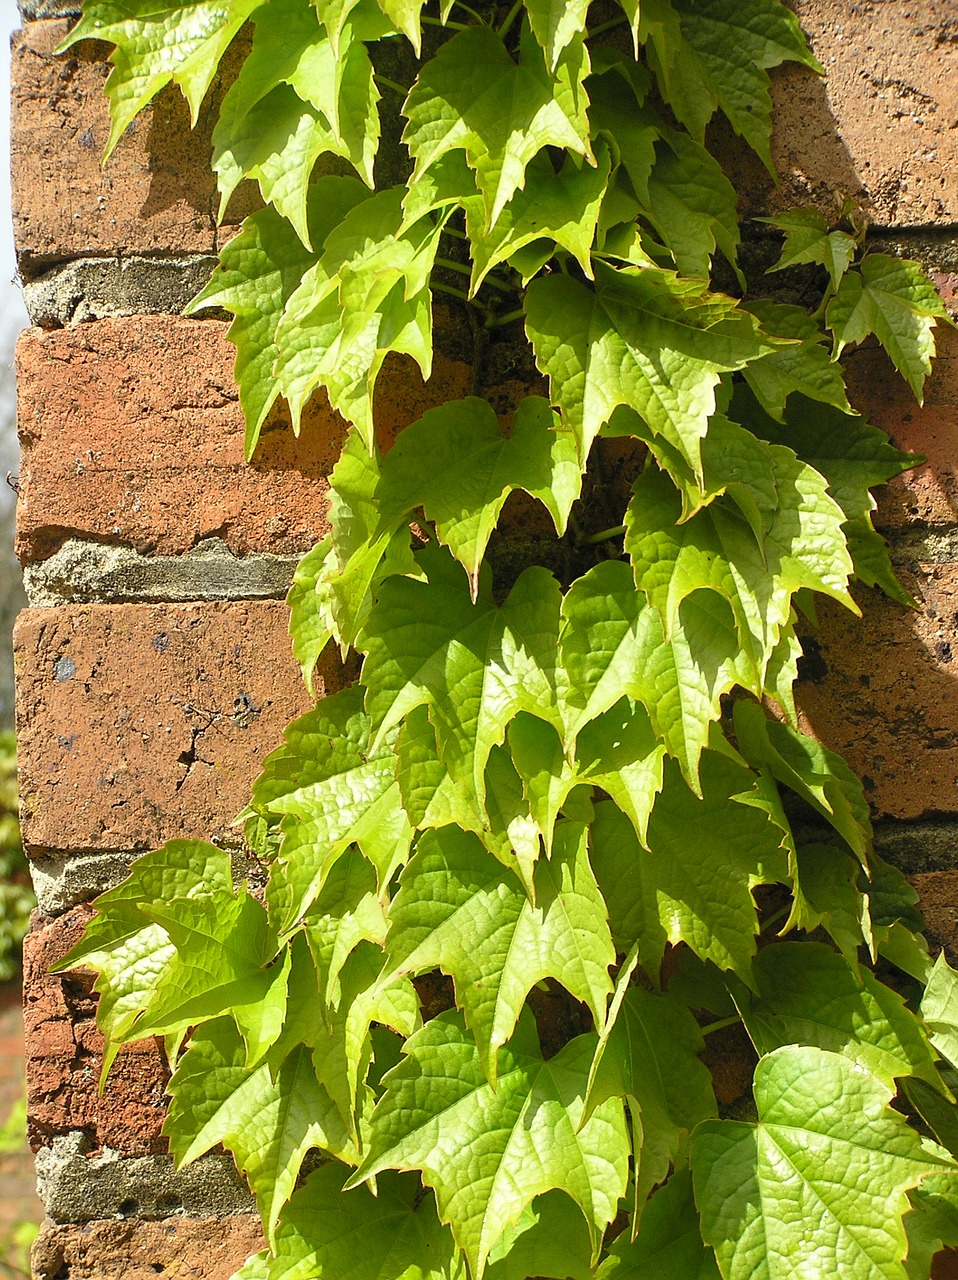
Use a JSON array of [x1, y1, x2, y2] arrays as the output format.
[[9, 2, 958, 1278]]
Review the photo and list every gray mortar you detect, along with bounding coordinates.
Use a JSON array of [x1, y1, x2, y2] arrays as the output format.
[[886, 525, 958, 567], [36, 1133, 255, 1224], [873, 820, 958, 877], [23, 538, 300, 607], [22, 257, 218, 328], [30, 850, 135, 916]]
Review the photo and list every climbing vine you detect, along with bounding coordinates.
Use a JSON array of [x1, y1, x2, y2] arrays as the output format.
[[54, 1, 958, 1277]]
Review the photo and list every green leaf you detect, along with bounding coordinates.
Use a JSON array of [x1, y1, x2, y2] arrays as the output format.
[[739, 941, 943, 1093], [574, 700, 666, 848], [464, 146, 611, 289], [645, 128, 741, 281], [596, 1171, 721, 1280], [403, 24, 592, 231], [185, 179, 369, 455], [261, 1163, 464, 1280], [560, 560, 743, 782], [524, 0, 590, 70], [394, 705, 487, 834], [360, 547, 563, 809], [732, 700, 872, 863], [590, 752, 788, 978], [385, 822, 614, 1084], [372, 396, 581, 596], [643, 0, 821, 171], [525, 264, 778, 472], [905, 1173, 958, 1280], [165, 1019, 356, 1244], [742, 302, 852, 421], [484, 1192, 595, 1280], [920, 952, 958, 1070], [303, 848, 387, 1010], [59, 0, 259, 157], [506, 714, 581, 856], [625, 452, 856, 691], [250, 687, 413, 930], [827, 254, 952, 402], [273, 188, 445, 444], [287, 537, 335, 694], [763, 208, 857, 290], [347, 1010, 629, 1278], [586, 986, 716, 1218], [782, 843, 873, 968], [692, 1045, 952, 1280]]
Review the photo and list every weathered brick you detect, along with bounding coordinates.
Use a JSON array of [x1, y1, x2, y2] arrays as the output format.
[[10, 20, 258, 267], [910, 872, 958, 964], [15, 315, 476, 564], [32, 1215, 264, 1280], [726, 0, 958, 225], [22, 909, 170, 1155], [14, 602, 320, 854], [794, 566, 958, 821]]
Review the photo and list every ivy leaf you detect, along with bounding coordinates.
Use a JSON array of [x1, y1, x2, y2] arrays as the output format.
[[525, 264, 778, 472], [742, 302, 852, 421], [596, 1171, 721, 1280], [185, 178, 369, 455], [574, 700, 666, 848], [505, 714, 580, 856], [250, 687, 413, 930], [643, 0, 821, 171], [624, 453, 855, 691], [590, 752, 788, 978], [394, 705, 487, 834], [164, 1018, 356, 1243], [373, 396, 582, 597], [731, 384, 918, 603], [827, 254, 952, 402], [762, 208, 857, 291], [645, 128, 741, 281], [560, 560, 743, 782], [273, 188, 445, 444], [360, 548, 563, 809], [303, 848, 387, 1011], [782, 843, 873, 969], [464, 147, 611, 290], [59, 0, 259, 157], [732, 700, 872, 864], [347, 1009, 629, 1278], [260, 1164, 464, 1280], [920, 952, 958, 1070], [586, 985, 716, 1218], [485, 1192, 595, 1280], [524, 0, 590, 70], [287, 537, 335, 694], [738, 942, 943, 1093], [403, 24, 592, 232], [692, 1045, 953, 1280], [384, 822, 614, 1085]]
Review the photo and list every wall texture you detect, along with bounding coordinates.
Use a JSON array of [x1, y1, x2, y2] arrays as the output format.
[[10, 2, 958, 1278]]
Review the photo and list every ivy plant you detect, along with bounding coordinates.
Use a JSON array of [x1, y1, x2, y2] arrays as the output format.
[[55, 2, 958, 1278]]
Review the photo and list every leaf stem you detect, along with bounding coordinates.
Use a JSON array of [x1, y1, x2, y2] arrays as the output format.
[[497, 0, 523, 39], [431, 281, 472, 303], [421, 14, 472, 29], [374, 75, 409, 97], [579, 523, 626, 545], [484, 307, 526, 329], [587, 15, 631, 38], [700, 1014, 742, 1037]]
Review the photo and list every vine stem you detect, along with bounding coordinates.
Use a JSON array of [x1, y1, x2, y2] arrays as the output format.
[[587, 15, 632, 38], [435, 258, 514, 294], [484, 307, 526, 328], [374, 75, 409, 97], [497, 0, 524, 38], [579, 523, 626, 545], [421, 14, 471, 29]]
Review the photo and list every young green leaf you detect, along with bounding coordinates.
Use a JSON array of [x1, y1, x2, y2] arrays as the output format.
[[783, 843, 873, 968], [384, 822, 614, 1085], [484, 1192, 595, 1280], [303, 848, 387, 1011], [596, 1170, 721, 1280], [524, 0, 591, 71], [525, 263, 779, 472], [574, 700, 666, 848], [762, 208, 857, 291], [827, 254, 953, 402], [403, 24, 593, 231], [920, 952, 958, 1070], [287, 536, 336, 693], [741, 301, 852, 421], [644, 128, 742, 281], [59, 0, 260, 157], [692, 1045, 954, 1280], [347, 1009, 629, 1278]]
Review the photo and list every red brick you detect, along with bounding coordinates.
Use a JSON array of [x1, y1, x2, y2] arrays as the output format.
[[725, 0, 958, 226], [15, 315, 478, 564], [22, 909, 171, 1155], [11, 20, 259, 266], [910, 872, 958, 963], [14, 602, 320, 854], [32, 1215, 264, 1280], [794, 566, 958, 821]]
